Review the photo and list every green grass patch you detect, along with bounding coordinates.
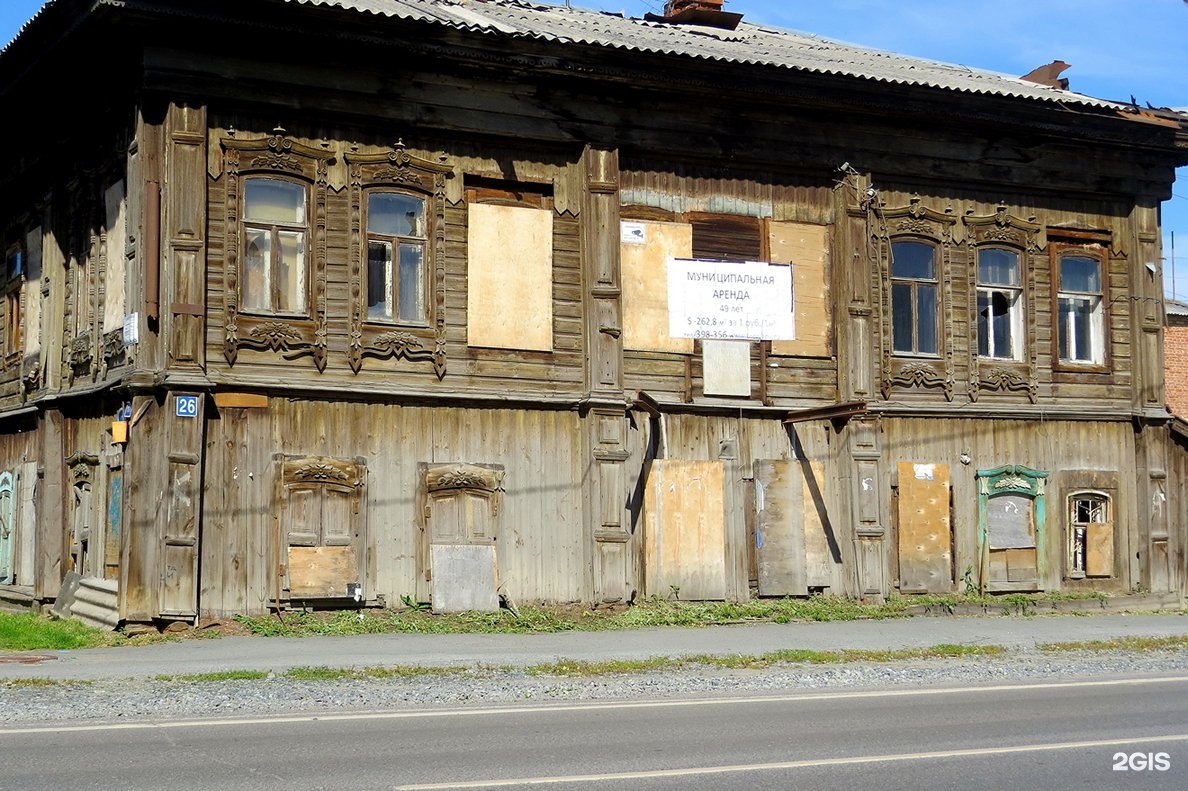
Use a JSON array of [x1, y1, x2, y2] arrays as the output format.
[[230, 592, 1141, 639], [152, 670, 271, 683], [526, 643, 1008, 676], [0, 677, 95, 688], [1038, 635, 1188, 653], [0, 612, 123, 651], [285, 665, 471, 681]]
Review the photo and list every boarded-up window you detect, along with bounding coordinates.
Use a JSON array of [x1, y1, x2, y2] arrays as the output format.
[[279, 457, 365, 600], [621, 220, 694, 353], [23, 227, 41, 357], [419, 463, 504, 610], [103, 181, 127, 334], [466, 202, 553, 351], [690, 214, 761, 261], [977, 465, 1047, 591], [1068, 492, 1113, 578], [644, 460, 726, 600], [770, 222, 828, 357]]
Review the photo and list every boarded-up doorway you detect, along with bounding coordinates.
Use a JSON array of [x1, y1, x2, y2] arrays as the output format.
[[896, 462, 953, 593], [644, 460, 726, 600], [418, 463, 504, 609], [752, 459, 834, 596]]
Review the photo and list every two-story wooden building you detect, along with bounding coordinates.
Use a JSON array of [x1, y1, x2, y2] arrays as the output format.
[[1, 0, 1185, 627]]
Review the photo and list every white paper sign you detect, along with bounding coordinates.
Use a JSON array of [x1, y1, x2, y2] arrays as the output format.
[[122, 313, 139, 346], [666, 258, 793, 340], [620, 221, 646, 245]]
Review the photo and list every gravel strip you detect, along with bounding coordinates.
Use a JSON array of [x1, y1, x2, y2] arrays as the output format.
[[2, 649, 1186, 726]]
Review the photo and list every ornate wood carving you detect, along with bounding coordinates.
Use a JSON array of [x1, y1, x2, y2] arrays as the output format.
[[970, 365, 1037, 402], [873, 197, 957, 401], [68, 332, 93, 383], [281, 456, 365, 488], [102, 329, 126, 372], [66, 451, 99, 486], [424, 463, 504, 494], [344, 141, 451, 377], [964, 207, 1041, 403], [221, 128, 334, 370], [883, 361, 953, 401]]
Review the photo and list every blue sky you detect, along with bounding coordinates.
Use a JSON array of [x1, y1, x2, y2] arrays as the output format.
[[4, 0, 1186, 295]]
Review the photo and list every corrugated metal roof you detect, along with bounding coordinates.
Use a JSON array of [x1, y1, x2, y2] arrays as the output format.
[[289, 0, 1128, 110]]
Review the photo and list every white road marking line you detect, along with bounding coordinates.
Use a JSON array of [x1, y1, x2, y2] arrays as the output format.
[[1, 674, 1186, 735], [392, 734, 1188, 789]]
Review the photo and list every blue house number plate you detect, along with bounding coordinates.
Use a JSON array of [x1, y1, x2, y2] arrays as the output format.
[[175, 394, 199, 418]]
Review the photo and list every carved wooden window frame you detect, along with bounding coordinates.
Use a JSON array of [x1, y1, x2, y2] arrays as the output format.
[[1050, 241, 1110, 373], [221, 129, 333, 371], [963, 208, 1041, 403], [3, 243, 24, 365], [1066, 489, 1113, 580], [889, 239, 941, 357], [976, 464, 1048, 592], [345, 142, 451, 377], [875, 198, 956, 401], [275, 455, 368, 601]]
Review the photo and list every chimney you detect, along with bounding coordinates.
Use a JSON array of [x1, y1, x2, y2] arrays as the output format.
[[647, 0, 743, 30]]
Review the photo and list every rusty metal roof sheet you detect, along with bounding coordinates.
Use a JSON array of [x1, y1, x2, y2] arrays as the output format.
[[288, 0, 1128, 110]]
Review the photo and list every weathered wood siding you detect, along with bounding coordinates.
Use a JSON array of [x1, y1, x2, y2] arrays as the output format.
[[200, 401, 585, 617], [881, 417, 1140, 594]]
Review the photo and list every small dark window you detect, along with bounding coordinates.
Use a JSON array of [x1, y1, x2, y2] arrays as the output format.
[[890, 241, 938, 355]]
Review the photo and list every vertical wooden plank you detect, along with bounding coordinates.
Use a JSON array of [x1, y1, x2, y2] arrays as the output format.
[[37, 410, 65, 600], [164, 103, 207, 367], [802, 460, 833, 590], [644, 460, 726, 600], [16, 461, 37, 587], [753, 459, 808, 596], [1085, 520, 1114, 577], [896, 462, 953, 593]]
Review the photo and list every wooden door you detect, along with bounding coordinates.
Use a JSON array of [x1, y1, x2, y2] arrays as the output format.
[[0, 471, 13, 584]]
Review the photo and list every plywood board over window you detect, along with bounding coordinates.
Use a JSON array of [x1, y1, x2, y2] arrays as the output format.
[[896, 462, 953, 593], [644, 460, 726, 600], [467, 203, 553, 351], [103, 181, 127, 334], [620, 220, 694, 353], [770, 222, 828, 357]]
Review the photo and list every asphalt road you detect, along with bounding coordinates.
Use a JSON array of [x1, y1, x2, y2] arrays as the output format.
[[2, 672, 1185, 791]]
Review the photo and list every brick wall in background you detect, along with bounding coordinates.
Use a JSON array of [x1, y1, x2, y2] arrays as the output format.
[[1164, 324, 1188, 418]]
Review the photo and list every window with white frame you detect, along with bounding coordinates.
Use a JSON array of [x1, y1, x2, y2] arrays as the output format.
[[1067, 491, 1112, 578], [976, 247, 1023, 360], [1056, 251, 1105, 365], [241, 177, 308, 315], [365, 190, 428, 325], [890, 240, 938, 355]]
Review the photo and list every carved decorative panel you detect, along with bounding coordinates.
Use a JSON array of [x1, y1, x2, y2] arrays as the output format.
[[344, 141, 451, 377], [964, 207, 1041, 403], [220, 128, 334, 370], [873, 197, 957, 400]]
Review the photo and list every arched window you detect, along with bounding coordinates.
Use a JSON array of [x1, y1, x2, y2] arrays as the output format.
[[1067, 491, 1113, 578]]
